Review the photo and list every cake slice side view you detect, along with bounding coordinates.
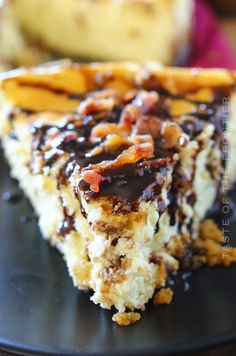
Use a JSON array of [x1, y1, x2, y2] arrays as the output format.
[[0, 62, 236, 324]]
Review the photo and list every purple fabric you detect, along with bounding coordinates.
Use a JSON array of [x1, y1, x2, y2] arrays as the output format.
[[188, 0, 236, 69]]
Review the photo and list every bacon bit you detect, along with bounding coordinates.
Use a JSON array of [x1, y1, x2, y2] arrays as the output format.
[[119, 104, 142, 131], [82, 142, 154, 192], [103, 134, 131, 152], [131, 134, 154, 146], [133, 115, 162, 138], [109, 142, 154, 167], [89, 133, 153, 158], [89, 134, 132, 157], [81, 171, 105, 193], [124, 89, 138, 104], [160, 121, 183, 149], [90, 123, 128, 143], [132, 90, 159, 114], [89, 91, 159, 142], [78, 97, 116, 116]]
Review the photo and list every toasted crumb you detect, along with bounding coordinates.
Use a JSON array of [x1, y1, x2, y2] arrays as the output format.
[[199, 219, 223, 243], [222, 247, 236, 266], [154, 287, 173, 305], [192, 255, 207, 270], [166, 234, 191, 258], [112, 312, 141, 326], [194, 238, 236, 267], [156, 258, 168, 288]]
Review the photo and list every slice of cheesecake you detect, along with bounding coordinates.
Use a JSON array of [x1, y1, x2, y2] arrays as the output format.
[[0, 62, 236, 322]]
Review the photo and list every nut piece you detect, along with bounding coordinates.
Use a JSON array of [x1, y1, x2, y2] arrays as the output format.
[[112, 312, 141, 326], [154, 288, 174, 305]]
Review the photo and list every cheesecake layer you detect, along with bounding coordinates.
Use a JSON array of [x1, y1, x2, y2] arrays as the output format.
[[1, 62, 236, 315]]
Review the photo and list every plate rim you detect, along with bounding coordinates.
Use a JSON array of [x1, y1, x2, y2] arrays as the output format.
[[1, 328, 236, 356]]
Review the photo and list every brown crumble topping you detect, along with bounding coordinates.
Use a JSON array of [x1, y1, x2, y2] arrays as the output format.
[[154, 288, 174, 305], [112, 312, 141, 326]]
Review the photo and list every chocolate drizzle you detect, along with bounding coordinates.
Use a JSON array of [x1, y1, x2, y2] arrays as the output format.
[[22, 85, 230, 231], [58, 207, 75, 236]]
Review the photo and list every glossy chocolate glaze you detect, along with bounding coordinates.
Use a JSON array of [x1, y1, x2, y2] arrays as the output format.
[[79, 164, 169, 202], [58, 207, 75, 236]]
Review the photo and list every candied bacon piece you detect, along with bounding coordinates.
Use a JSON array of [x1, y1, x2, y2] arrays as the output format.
[[82, 142, 154, 192], [89, 90, 160, 142], [124, 89, 138, 104], [112, 142, 154, 166], [89, 134, 153, 158], [90, 123, 128, 143], [88, 134, 132, 156], [90, 103, 141, 142], [119, 104, 141, 130], [132, 90, 159, 115], [131, 134, 154, 146], [102, 134, 131, 152], [160, 121, 183, 149], [133, 115, 162, 139], [81, 171, 105, 193]]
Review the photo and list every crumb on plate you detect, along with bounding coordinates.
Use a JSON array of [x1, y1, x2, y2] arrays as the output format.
[[199, 219, 223, 243], [154, 287, 173, 305], [112, 312, 141, 326]]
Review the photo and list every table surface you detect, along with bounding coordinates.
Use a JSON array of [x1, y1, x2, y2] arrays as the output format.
[[0, 16, 236, 356]]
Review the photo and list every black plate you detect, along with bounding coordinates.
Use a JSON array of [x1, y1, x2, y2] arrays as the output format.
[[1, 151, 236, 356]]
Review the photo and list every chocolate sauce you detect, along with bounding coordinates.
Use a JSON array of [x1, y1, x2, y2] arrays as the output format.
[[79, 161, 169, 202], [58, 208, 75, 236]]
